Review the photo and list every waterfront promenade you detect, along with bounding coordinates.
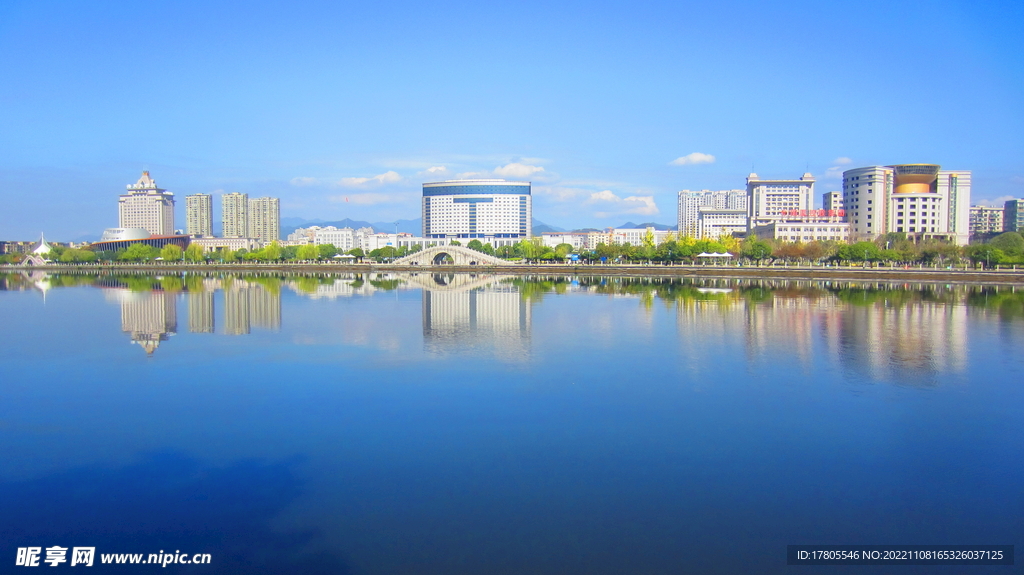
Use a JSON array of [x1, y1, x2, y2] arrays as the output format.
[[8, 261, 1024, 285]]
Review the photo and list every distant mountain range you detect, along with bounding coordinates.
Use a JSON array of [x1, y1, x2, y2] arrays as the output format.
[[532, 219, 565, 234], [618, 222, 677, 231], [282, 217, 574, 238], [561, 222, 677, 234], [71, 217, 674, 244], [281, 217, 423, 237]]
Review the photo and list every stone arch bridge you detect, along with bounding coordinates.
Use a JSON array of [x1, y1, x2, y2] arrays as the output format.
[[392, 245, 513, 266]]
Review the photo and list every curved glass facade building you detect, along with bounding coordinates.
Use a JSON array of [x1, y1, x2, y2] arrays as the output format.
[[422, 179, 532, 241]]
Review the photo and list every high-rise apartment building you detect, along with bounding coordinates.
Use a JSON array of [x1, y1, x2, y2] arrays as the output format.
[[842, 164, 971, 245], [677, 190, 747, 238], [222, 192, 249, 238], [1002, 199, 1024, 232], [248, 197, 280, 243], [746, 173, 815, 230], [422, 180, 531, 243], [185, 193, 213, 237], [118, 171, 175, 236], [969, 206, 1004, 236]]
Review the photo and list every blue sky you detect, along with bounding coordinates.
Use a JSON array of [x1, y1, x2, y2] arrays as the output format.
[[1, 0, 1022, 240]]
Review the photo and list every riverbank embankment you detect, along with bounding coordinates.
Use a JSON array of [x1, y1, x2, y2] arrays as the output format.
[[9, 263, 1024, 285]]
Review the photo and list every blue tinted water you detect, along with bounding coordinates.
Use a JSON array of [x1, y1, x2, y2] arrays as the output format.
[[1, 272, 1021, 574]]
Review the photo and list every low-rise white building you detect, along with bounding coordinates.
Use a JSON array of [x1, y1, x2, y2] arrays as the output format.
[[752, 220, 850, 243], [696, 209, 747, 239], [189, 237, 263, 253], [311, 226, 374, 252], [540, 228, 674, 250], [540, 233, 587, 250]]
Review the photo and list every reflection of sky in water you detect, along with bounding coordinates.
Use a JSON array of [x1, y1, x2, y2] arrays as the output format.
[[1, 274, 1022, 574]]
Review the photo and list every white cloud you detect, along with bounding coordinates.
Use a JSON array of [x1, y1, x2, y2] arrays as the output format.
[[822, 157, 855, 179], [670, 152, 715, 166], [585, 190, 659, 217], [586, 190, 620, 203], [976, 195, 1015, 207], [533, 185, 591, 202], [337, 171, 402, 187], [329, 193, 401, 206], [824, 166, 845, 180], [290, 177, 320, 186], [494, 162, 545, 178], [417, 166, 450, 179]]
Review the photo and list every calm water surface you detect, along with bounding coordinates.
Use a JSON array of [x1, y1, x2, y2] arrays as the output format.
[[1, 271, 1022, 574]]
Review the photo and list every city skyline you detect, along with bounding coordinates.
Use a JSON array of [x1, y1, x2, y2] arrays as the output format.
[[1, 0, 1022, 240]]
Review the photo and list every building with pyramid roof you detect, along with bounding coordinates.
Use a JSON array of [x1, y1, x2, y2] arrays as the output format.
[[119, 171, 175, 236]]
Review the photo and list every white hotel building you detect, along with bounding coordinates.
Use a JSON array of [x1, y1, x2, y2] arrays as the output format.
[[119, 171, 175, 236], [422, 180, 531, 246]]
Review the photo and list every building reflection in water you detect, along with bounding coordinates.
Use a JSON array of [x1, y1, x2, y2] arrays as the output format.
[[411, 273, 531, 361], [188, 288, 215, 334], [2, 272, 993, 377], [837, 300, 967, 385], [667, 279, 968, 385], [104, 289, 178, 355], [223, 280, 281, 336]]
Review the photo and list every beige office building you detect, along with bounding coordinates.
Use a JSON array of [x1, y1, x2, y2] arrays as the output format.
[[843, 164, 971, 245], [746, 173, 815, 230], [119, 171, 175, 236]]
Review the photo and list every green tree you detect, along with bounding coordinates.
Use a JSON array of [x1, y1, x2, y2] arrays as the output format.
[[184, 243, 205, 262], [516, 239, 544, 261], [262, 241, 282, 261], [466, 239, 484, 252], [369, 246, 397, 261], [318, 243, 338, 259], [741, 239, 772, 260], [989, 232, 1024, 256], [348, 247, 365, 258], [968, 244, 1005, 267], [409, 244, 423, 254], [59, 248, 98, 263], [449, 240, 461, 246], [837, 241, 881, 262], [119, 243, 158, 261], [296, 244, 319, 260], [642, 228, 656, 249], [280, 245, 299, 261], [553, 243, 574, 259], [160, 244, 183, 261]]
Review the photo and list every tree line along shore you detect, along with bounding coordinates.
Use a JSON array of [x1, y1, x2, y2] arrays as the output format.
[[5, 231, 1024, 270]]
